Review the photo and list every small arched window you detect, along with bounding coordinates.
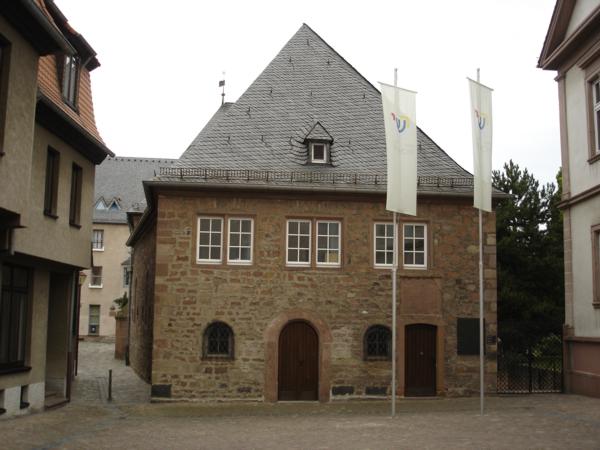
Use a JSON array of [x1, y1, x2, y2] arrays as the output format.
[[203, 321, 234, 358], [364, 325, 392, 360]]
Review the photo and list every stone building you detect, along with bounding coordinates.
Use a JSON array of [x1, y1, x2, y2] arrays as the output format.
[[127, 24, 500, 402], [0, 0, 111, 417], [79, 156, 174, 339], [539, 0, 600, 397]]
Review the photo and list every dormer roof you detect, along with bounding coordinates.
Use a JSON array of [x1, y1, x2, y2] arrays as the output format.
[[304, 122, 333, 143]]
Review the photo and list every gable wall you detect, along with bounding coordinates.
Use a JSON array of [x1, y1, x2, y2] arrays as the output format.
[[146, 191, 497, 400]]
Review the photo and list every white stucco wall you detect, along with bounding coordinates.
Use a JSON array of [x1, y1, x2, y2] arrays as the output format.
[[570, 197, 600, 337], [565, 0, 600, 38], [565, 66, 600, 196]]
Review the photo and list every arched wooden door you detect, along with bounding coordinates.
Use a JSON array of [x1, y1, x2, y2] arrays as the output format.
[[278, 321, 318, 401], [405, 324, 437, 396]]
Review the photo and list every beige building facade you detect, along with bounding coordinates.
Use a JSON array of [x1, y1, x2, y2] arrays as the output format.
[[0, 1, 111, 418], [539, 0, 600, 397]]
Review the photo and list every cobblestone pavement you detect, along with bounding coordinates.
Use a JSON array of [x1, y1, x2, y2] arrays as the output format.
[[2, 342, 600, 449]]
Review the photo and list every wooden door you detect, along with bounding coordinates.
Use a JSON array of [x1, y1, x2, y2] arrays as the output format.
[[405, 324, 437, 396], [278, 321, 318, 401]]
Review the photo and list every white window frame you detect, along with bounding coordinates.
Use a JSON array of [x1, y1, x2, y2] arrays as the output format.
[[310, 142, 328, 164], [403, 223, 427, 269], [89, 266, 103, 288], [227, 218, 253, 265], [593, 79, 600, 155], [373, 222, 397, 268], [316, 220, 341, 267], [197, 217, 224, 264], [286, 219, 312, 267], [92, 229, 104, 251]]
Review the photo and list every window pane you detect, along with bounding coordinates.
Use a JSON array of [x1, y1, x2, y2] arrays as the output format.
[[404, 225, 414, 238], [404, 240, 413, 252], [211, 233, 221, 245], [317, 250, 326, 262], [313, 144, 325, 160], [386, 225, 394, 237], [595, 81, 600, 103], [200, 219, 210, 232], [329, 237, 339, 250], [415, 253, 425, 265], [230, 234, 240, 246], [329, 252, 339, 263], [230, 220, 240, 232], [199, 246, 209, 259], [229, 247, 239, 260], [415, 239, 425, 252], [288, 249, 298, 262], [404, 253, 413, 265], [289, 221, 298, 234], [318, 222, 328, 235], [241, 220, 251, 233], [376, 238, 385, 251], [199, 233, 209, 245], [241, 234, 251, 247], [211, 219, 222, 231], [299, 222, 310, 234], [330, 222, 339, 235], [385, 252, 393, 265], [299, 249, 309, 262], [289, 235, 298, 248], [317, 236, 327, 249], [299, 236, 309, 249], [211, 247, 221, 260], [375, 224, 385, 236], [240, 247, 251, 261], [386, 238, 394, 251], [415, 226, 424, 238], [376, 252, 385, 264]]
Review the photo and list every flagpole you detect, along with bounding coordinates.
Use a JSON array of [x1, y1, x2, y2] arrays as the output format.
[[391, 67, 398, 419], [477, 68, 485, 416]]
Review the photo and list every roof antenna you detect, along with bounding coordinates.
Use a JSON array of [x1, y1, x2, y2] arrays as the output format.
[[219, 71, 226, 105]]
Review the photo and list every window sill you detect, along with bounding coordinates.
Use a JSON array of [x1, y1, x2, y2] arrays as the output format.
[[69, 222, 81, 229], [43, 211, 58, 220], [92, 248, 105, 252], [202, 355, 234, 361], [364, 357, 391, 362], [0, 365, 31, 376], [88, 284, 103, 289], [593, 302, 600, 310], [588, 153, 600, 165]]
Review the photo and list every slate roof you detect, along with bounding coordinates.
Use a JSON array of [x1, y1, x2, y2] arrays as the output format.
[[163, 24, 474, 195], [94, 157, 176, 223]]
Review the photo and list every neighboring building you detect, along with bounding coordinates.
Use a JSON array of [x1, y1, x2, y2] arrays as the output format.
[[128, 24, 500, 402], [0, 0, 111, 417], [539, 0, 600, 397], [79, 157, 175, 339]]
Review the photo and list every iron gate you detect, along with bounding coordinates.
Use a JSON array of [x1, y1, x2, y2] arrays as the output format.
[[497, 333, 563, 394]]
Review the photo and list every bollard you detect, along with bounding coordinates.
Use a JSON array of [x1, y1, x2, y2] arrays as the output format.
[[108, 369, 112, 401]]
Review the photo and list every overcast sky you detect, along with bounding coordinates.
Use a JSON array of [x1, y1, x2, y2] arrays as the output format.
[[56, 0, 560, 184]]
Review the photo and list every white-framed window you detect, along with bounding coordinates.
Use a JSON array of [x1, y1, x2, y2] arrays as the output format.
[[123, 266, 131, 288], [310, 142, 328, 164], [316, 220, 341, 266], [593, 79, 600, 154], [403, 223, 427, 269], [374, 222, 395, 267], [228, 218, 253, 264], [197, 217, 223, 263], [88, 305, 100, 335], [286, 220, 311, 266], [89, 266, 103, 288], [92, 229, 104, 251]]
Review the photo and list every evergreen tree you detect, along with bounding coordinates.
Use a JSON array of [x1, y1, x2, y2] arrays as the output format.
[[493, 161, 564, 351]]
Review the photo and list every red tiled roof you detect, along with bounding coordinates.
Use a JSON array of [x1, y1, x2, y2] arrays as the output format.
[[34, 0, 105, 144]]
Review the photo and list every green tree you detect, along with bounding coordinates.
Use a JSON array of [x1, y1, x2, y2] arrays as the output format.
[[493, 161, 564, 350]]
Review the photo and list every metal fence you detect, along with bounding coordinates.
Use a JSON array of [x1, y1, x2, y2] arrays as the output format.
[[497, 333, 563, 394]]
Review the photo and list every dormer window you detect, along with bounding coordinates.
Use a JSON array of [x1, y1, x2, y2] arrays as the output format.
[[310, 142, 328, 164], [62, 55, 79, 107]]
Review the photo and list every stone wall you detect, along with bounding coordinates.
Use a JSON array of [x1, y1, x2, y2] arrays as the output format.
[[114, 311, 128, 360], [129, 216, 156, 383], [143, 191, 497, 400]]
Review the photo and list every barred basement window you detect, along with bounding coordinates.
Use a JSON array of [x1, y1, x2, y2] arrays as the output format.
[[203, 322, 234, 358], [364, 325, 391, 360]]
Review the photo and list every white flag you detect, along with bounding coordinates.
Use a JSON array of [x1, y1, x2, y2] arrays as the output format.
[[468, 78, 493, 212], [380, 82, 417, 216]]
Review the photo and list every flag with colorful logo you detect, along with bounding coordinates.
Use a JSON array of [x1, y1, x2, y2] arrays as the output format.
[[468, 78, 493, 212], [380, 83, 417, 216]]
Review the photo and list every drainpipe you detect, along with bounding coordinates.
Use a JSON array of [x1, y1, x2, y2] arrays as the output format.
[[126, 250, 133, 366]]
